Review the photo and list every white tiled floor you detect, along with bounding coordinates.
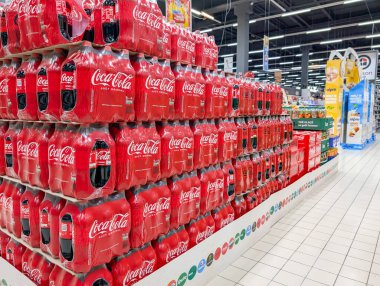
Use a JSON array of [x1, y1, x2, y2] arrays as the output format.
[[207, 140, 380, 286]]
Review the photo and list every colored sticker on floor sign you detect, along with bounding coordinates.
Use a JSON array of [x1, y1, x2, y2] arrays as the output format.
[[165, 162, 337, 286]]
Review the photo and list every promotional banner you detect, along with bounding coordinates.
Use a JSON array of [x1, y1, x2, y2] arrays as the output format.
[[224, 57, 234, 73], [263, 36, 269, 72], [166, 0, 192, 29], [325, 59, 344, 136], [358, 50, 379, 81]]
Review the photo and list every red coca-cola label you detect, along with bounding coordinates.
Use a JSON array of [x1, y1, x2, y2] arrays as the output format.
[[89, 213, 129, 239], [55, 0, 67, 16], [168, 137, 193, 150], [5, 138, 13, 155], [207, 179, 223, 192], [60, 221, 72, 240], [179, 187, 201, 204], [21, 203, 29, 219], [123, 260, 155, 285], [182, 82, 205, 95], [96, 149, 111, 167], [127, 140, 160, 155], [145, 76, 174, 93], [143, 197, 170, 218], [165, 241, 188, 262], [48, 145, 75, 166], [61, 72, 75, 91], [0, 79, 8, 95], [212, 85, 228, 97], [177, 38, 195, 53], [37, 74, 48, 93], [102, 5, 117, 23], [40, 209, 49, 228], [16, 75, 26, 95], [19, 0, 42, 17], [220, 213, 234, 228], [91, 69, 133, 91]]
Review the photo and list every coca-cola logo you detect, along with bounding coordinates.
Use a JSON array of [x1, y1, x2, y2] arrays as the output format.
[[89, 213, 130, 239], [200, 134, 218, 145], [96, 150, 110, 162], [166, 241, 188, 262], [224, 131, 237, 142], [0, 79, 8, 94], [127, 140, 160, 156], [212, 86, 229, 97], [5, 141, 12, 153], [195, 226, 214, 243], [21, 204, 29, 216], [180, 187, 200, 203], [17, 140, 27, 156], [37, 77, 48, 87], [203, 47, 212, 56], [123, 260, 155, 285], [91, 69, 133, 90], [207, 179, 224, 192], [132, 6, 161, 29], [48, 145, 75, 165], [22, 262, 42, 284], [4, 197, 12, 211], [177, 38, 195, 53], [220, 214, 234, 228], [19, 0, 42, 16], [27, 142, 39, 158], [143, 197, 170, 218], [61, 74, 74, 84], [168, 137, 193, 150], [182, 82, 205, 95], [145, 76, 174, 93], [0, 193, 3, 206]]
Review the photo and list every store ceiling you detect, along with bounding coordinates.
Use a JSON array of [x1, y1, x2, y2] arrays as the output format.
[[186, 0, 380, 88]]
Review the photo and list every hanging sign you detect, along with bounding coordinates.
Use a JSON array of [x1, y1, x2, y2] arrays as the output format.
[[224, 57, 234, 73], [166, 0, 192, 29], [263, 36, 269, 72], [275, 71, 282, 83], [358, 50, 379, 81]]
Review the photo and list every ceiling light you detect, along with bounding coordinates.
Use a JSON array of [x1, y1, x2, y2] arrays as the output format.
[[282, 9, 311, 17], [366, 34, 380, 38], [344, 0, 363, 4], [269, 35, 284, 40], [249, 19, 257, 24], [255, 64, 264, 67], [248, 59, 253, 62], [309, 73, 320, 75], [232, 23, 238, 27], [249, 50, 262, 54], [200, 11, 215, 20], [282, 72, 290, 74], [306, 28, 331, 34], [309, 53, 314, 55], [257, 74, 266, 76], [280, 61, 294, 65], [309, 58, 324, 62], [282, 45, 301, 50], [221, 54, 235, 58], [296, 54, 302, 57], [228, 43, 238, 46], [292, 67, 302, 70], [320, 39, 342, 44], [200, 28, 213, 33], [268, 69, 281, 72], [217, 63, 223, 66], [191, 9, 201, 15], [269, 56, 281, 60], [372, 44, 380, 48], [358, 20, 380, 26], [288, 75, 298, 77]]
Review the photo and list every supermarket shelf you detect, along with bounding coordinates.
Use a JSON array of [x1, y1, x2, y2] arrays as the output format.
[[0, 226, 78, 277], [0, 175, 85, 203], [136, 157, 339, 286]]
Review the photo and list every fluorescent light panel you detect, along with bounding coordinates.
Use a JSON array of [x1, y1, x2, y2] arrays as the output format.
[[282, 9, 311, 17], [200, 28, 212, 33], [344, 0, 363, 4], [306, 28, 331, 34], [282, 45, 301, 50], [320, 39, 342, 44], [280, 61, 294, 65], [269, 35, 284, 40], [359, 20, 380, 26], [366, 34, 380, 38]]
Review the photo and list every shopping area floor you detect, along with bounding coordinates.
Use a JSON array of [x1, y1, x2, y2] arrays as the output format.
[[207, 140, 380, 286]]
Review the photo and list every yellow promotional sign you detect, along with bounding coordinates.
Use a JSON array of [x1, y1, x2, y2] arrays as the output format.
[[325, 59, 343, 136], [166, 0, 191, 29]]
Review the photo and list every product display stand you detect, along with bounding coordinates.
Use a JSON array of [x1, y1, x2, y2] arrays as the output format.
[[136, 158, 339, 286]]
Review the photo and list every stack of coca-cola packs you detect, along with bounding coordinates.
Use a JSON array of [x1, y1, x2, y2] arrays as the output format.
[[0, 1, 298, 285]]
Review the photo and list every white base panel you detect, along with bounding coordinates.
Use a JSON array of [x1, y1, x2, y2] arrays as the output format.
[[0, 257, 35, 286], [137, 158, 339, 286]]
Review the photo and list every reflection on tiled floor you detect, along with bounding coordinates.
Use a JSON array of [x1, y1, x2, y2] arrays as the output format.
[[207, 140, 380, 286]]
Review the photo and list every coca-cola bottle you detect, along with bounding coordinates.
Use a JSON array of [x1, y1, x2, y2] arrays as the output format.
[[20, 188, 44, 248], [102, 0, 119, 43], [16, 54, 42, 121], [4, 122, 22, 178], [83, 0, 96, 42], [37, 50, 67, 121], [6, 239, 26, 271], [0, 5, 7, 53], [0, 230, 10, 258], [8, 183, 26, 237], [5, 0, 21, 54], [0, 122, 8, 175], [5, 58, 22, 119]]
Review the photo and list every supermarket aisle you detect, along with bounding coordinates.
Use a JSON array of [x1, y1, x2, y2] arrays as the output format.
[[207, 140, 380, 286]]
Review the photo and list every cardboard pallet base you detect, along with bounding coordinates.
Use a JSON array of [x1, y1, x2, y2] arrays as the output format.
[[136, 158, 339, 286]]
